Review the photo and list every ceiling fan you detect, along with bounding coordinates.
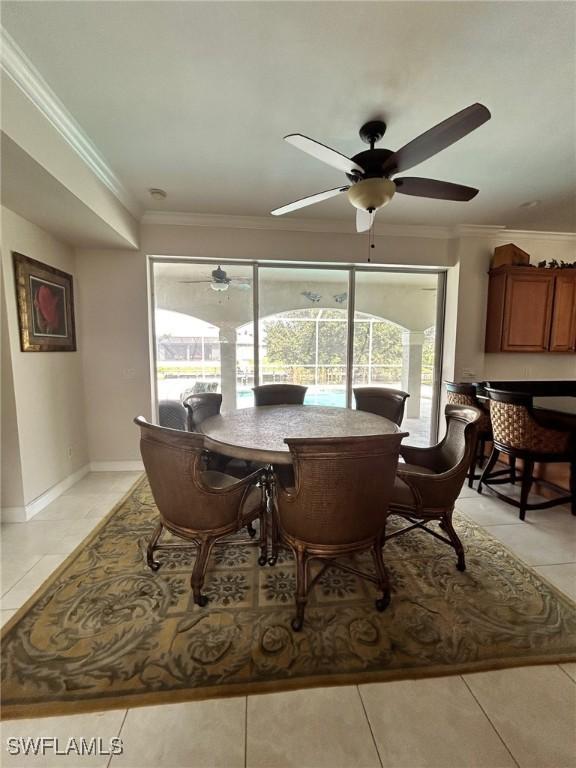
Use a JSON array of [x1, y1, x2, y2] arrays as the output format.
[[178, 265, 252, 292], [271, 103, 491, 232]]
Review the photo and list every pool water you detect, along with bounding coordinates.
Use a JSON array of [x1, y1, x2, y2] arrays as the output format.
[[237, 388, 346, 408]]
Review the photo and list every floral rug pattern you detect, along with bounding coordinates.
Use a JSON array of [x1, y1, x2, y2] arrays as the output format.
[[2, 477, 576, 719]]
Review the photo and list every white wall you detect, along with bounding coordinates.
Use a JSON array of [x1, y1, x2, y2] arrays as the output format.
[[75, 248, 152, 464], [1, 206, 89, 506]]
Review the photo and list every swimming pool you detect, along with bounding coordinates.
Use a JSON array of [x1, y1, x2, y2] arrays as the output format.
[[237, 388, 346, 408]]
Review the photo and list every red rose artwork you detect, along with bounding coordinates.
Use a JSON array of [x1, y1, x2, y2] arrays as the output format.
[[13, 252, 76, 351], [30, 278, 66, 337], [34, 284, 60, 332]]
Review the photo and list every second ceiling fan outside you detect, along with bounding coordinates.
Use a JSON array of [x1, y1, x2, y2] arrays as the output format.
[[271, 103, 491, 232]]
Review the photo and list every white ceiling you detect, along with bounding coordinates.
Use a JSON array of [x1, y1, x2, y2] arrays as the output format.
[[3, 1, 576, 231]]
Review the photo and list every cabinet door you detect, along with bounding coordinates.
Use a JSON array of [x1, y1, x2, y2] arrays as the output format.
[[502, 272, 554, 351], [550, 274, 576, 352]]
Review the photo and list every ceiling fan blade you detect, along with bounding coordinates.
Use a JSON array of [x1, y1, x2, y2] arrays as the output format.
[[284, 134, 364, 175], [356, 208, 375, 233], [271, 186, 349, 216], [394, 177, 479, 201], [382, 103, 491, 175]]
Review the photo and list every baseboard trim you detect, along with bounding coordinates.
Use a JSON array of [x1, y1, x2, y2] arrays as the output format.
[[1, 464, 91, 523], [89, 461, 144, 472]]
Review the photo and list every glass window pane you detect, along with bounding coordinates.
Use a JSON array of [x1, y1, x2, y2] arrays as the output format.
[[153, 262, 254, 410], [353, 271, 439, 445], [258, 267, 349, 407]]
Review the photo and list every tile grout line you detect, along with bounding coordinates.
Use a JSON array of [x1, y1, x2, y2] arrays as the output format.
[[460, 676, 521, 768], [557, 663, 576, 686], [356, 686, 384, 768], [0, 555, 43, 601], [244, 696, 248, 768], [107, 708, 129, 767]]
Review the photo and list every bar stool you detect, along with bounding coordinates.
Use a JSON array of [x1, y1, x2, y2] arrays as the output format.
[[445, 382, 503, 487], [478, 389, 575, 520]]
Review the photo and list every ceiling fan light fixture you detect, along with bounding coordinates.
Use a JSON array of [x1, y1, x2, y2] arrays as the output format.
[[347, 178, 396, 212], [210, 281, 229, 292]]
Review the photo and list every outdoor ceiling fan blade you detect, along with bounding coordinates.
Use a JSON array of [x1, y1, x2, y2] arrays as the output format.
[[356, 208, 375, 233], [271, 186, 350, 216], [284, 134, 364, 175], [382, 103, 491, 175], [394, 177, 479, 201]]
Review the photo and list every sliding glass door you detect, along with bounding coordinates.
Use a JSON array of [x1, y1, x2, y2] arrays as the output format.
[[151, 260, 444, 444], [258, 267, 349, 407]]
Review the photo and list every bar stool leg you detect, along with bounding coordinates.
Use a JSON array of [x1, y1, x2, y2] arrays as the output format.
[[519, 458, 534, 521], [478, 447, 499, 493], [510, 456, 517, 485], [570, 460, 576, 516]]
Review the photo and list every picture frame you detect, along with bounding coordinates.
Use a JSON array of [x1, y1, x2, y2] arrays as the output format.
[[12, 252, 77, 352]]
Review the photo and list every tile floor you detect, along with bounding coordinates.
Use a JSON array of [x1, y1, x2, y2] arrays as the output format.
[[1, 472, 575, 768]]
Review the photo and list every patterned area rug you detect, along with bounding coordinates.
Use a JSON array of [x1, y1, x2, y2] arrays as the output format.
[[2, 476, 576, 719]]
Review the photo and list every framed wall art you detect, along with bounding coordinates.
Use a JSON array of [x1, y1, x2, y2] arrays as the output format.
[[12, 252, 77, 352]]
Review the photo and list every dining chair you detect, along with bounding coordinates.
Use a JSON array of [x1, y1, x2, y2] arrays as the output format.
[[353, 387, 410, 426], [274, 432, 406, 631], [445, 381, 500, 487], [388, 404, 480, 571], [253, 384, 308, 406], [158, 399, 187, 431], [183, 391, 250, 478], [182, 392, 222, 432], [134, 416, 266, 605], [478, 389, 575, 520]]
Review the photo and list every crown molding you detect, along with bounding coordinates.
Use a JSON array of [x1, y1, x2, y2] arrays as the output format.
[[141, 210, 453, 239], [495, 228, 576, 243], [0, 27, 141, 219]]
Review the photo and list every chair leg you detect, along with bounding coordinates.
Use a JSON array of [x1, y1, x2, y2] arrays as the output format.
[[478, 447, 500, 493], [371, 541, 391, 612], [468, 434, 479, 487], [570, 461, 576, 517], [191, 538, 215, 607], [441, 511, 466, 572], [246, 521, 257, 538], [510, 456, 517, 485], [291, 547, 309, 632], [519, 459, 534, 521], [477, 437, 487, 468], [146, 522, 163, 571]]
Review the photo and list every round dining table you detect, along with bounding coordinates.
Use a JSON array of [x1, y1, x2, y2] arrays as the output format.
[[200, 404, 403, 465]]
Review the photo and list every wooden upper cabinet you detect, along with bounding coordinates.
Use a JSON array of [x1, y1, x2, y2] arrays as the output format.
[[485, 266, 575, 353], [550, 273, 576, 352]]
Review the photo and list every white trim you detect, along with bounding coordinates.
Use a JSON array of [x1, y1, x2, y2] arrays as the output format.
[[0, 27, 141, 219], [1, 464, 90, 523], [141, 210, 453, 239], [495, 229, 576, 243], [89, 461, 144, 472]]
